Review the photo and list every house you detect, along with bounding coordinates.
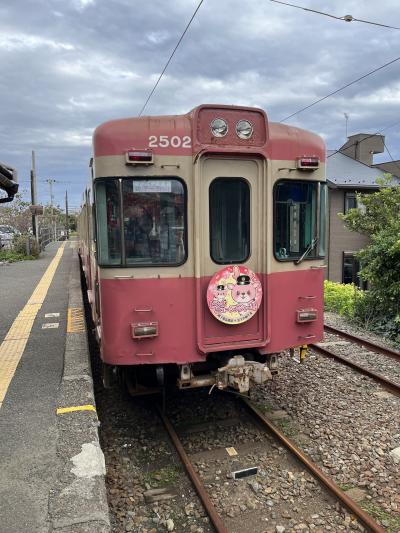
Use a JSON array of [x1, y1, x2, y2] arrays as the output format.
[[326, 134, 390, 286]]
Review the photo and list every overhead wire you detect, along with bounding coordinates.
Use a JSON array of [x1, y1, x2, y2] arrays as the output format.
[[279, 55, 400, 123], [269, 0, 400, 30], [138, 0, 205, 117]]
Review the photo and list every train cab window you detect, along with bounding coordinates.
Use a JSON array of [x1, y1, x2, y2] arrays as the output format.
[[95, 180, 121, 265], [274, 180, 325, 261], [122, 178, 186, 266], [209, 178, 250, 264]]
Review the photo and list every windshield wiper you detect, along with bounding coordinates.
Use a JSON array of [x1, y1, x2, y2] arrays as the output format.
[[295, 237, 318, 265]]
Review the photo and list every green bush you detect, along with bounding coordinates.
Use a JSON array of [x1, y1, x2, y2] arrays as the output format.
[[324, 280, 363, 318], [12, 235, 40, 257], [0, 250, 35, 262]]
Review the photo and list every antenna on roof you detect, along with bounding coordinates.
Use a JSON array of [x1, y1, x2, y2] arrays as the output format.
[[344, 113, 349, 139]]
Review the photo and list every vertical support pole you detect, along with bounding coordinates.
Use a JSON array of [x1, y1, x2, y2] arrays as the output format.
[[31, 150, 39, 245], [65, 190, 69, 240]]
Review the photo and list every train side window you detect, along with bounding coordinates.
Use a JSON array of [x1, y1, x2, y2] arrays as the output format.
[[209, 178, 250, 264], [95, 180, 122, 265], [122, 178, 186, 266], [274, 180, 323, 261]]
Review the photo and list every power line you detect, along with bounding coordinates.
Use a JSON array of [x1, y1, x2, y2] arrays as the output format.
[[280, 55, 400, 123], [138, 0, 205, 117], [270, 0, 400, 30]]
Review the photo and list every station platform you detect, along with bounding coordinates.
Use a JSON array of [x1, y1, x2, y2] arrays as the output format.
[[0, 241, 110, 533]]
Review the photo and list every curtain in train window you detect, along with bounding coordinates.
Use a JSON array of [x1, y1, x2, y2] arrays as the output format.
[[95, 180, 121, 265], [209, 178, 250, 264], [274, 181, 318, 261], [122, 178, 186, 266]]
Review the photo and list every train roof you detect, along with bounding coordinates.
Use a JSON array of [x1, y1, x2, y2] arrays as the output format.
[[93, 104, 325, 161]]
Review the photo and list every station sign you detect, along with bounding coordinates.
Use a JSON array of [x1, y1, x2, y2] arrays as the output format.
[[30, 204, 44, 215]]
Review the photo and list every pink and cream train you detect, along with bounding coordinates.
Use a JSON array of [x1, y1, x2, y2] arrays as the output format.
[[78, 104, 327, 394]]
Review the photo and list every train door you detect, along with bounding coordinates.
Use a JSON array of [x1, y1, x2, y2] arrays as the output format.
[[195, 156, 268, 352]]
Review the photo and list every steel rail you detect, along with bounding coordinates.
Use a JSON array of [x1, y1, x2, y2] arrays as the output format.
[[241, 398, 386, 533], [324, 324, 400, 363], [156, 406, 229, 533], [311, 343, 400, 396]]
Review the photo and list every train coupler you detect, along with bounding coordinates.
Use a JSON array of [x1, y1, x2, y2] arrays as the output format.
[[216, 355, 272, 393]]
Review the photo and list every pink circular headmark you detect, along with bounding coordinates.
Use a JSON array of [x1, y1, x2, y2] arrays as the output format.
[[207, 265, 263, 325]]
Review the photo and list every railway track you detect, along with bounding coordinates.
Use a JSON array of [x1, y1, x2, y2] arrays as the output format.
[[158, 396, 386, 533], [324, 325, 400, 364], [309, 325, 400, 396]]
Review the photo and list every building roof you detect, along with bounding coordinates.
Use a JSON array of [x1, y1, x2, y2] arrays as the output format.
[[327, 150, 388, 188], [372, 160, 400, 178]]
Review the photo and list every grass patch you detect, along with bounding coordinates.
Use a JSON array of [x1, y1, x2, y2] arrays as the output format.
[[339, 483, 356, 491], [0, 250, 35, 263], [274, 418, 297, 438], [142, 464, 180, 488], [252, 401, 275, 414], [360, 500, 400, 532]]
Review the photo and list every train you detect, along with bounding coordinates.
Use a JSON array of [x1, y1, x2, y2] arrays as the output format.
[[78, 104, 326, 394]]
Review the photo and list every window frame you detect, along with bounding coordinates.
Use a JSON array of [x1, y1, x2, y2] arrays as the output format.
[[344, 191, 357, 213], [209, 176, 251, 265], [273, 179, 326, 263], [342, 251, 366, 289], [94, 176, 188, 268]]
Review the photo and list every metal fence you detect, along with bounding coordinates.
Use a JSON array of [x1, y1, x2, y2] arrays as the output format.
[[39, 227, 52, 250]]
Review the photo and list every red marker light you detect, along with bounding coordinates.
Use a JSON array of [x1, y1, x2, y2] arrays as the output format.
[[126, 150, 153, 164], [297, 156, 320, 170]]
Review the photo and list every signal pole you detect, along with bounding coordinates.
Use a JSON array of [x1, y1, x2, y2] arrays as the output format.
[[31, 150, 39, 245]]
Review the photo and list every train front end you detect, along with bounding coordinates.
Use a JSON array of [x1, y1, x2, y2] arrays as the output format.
[[91, 104, 326, 393]]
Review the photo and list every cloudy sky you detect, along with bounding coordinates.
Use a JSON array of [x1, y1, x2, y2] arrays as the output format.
[[1, 0, 399, 209]]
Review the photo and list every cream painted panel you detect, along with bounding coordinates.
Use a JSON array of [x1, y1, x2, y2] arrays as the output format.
[[94, 154, 195, 278], [268, 162, 326, 274], [194, 157, 266, 278]]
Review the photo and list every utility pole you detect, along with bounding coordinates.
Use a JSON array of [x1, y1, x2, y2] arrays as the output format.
[[31, 150, 39, 245], [45, 178, 56, 241], [65, 190, 69, 240]]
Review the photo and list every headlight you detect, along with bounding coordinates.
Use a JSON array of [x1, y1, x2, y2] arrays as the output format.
[[236, 120, 253, 139], [210, 118, 228, 137]]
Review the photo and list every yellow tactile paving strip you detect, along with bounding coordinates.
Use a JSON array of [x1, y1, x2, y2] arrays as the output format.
[[0, 243, 66, 409], [67, 307, 85, 333]]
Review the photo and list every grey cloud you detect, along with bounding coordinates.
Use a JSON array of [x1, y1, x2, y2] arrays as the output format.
[[0, 0, 399, 206]]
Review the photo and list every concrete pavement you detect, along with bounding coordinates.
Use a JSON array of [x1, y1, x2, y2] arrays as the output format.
[[0, 241, 110, 532]]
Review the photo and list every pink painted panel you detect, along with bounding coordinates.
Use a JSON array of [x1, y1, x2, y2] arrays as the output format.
[[99, 268, 324, 366], [261, 269, 324, 353], [93, 105, 325, 161], [100, 277, 199, 365]]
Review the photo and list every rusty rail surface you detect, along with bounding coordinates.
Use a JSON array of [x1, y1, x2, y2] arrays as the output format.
[[311, 342, 400, 396], [242, 398, 386, 533], [157, 406, 229, 533], [324, 324, 400, 363]]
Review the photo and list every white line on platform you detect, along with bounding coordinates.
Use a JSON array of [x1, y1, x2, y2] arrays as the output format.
[[45, 313, 60, 318], [42, 323, 59, 329]]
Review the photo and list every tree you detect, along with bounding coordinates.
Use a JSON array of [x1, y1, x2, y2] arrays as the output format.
[[341, 176, 400, 235], [0, 194, 31, 232], [341, 176, 400, 340]]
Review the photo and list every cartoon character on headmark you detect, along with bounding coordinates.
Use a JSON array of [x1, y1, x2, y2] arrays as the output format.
[[210, 284, 227, 313], [227, 270, 261, 314]]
